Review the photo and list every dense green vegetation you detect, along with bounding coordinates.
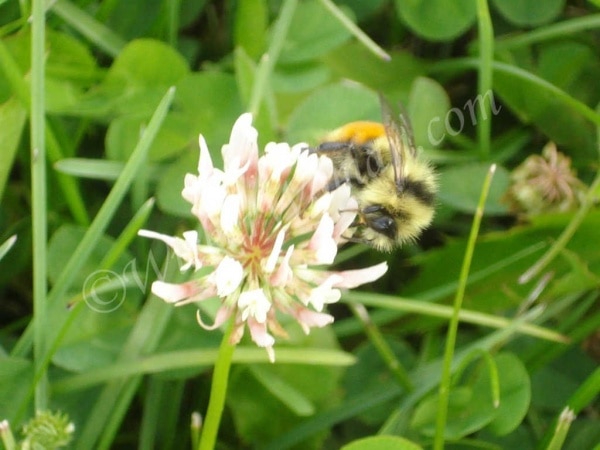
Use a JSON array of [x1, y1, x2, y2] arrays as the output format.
[[0, 0, 599, 449]]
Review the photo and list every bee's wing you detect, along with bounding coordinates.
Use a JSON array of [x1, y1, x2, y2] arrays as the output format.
[[379, 93, 417, 191]]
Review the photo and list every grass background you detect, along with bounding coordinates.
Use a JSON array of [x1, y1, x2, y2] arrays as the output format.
[[0, 0, 599, 448]]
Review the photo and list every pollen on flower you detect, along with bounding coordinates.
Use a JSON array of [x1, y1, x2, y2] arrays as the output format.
[[138, 113, 388, 361]]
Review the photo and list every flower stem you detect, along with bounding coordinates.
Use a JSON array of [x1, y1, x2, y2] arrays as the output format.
[[198, 319, 237, 450], [433, 164, 496, 450]]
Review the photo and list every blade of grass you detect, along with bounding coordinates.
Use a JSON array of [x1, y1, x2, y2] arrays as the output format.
[[166, 0, 181, 47], [0, 98, 26, 201], [476, 0, 493, 159], [12, 198, 157, 424], [53, 347, 356, 393], [495, 14, 600, 51], [264, 307, 545, 450], [11, 88, 174, 406], [518, 172, 600, 284], [75, 278, 175, 449], [335, 241, 547, 338], [31, 0, 48, 411], [428, 58, 600, 128], [0, 421, 17, 450], [248, 0, 297, 117], [0, 235, 17, 261], [50, 0, 126, 57], [0, 39, 90, 225], [348, 303, 414, 392], [317, 0, 390, 61], [342, 290, 568, 344], [54, 158, 127, 180], [545, 408, 576, 450], [46, 87, 174, 308], [434, 164, 496, 450], [540, 367, 600, 449], [139, 378, 184, 449]]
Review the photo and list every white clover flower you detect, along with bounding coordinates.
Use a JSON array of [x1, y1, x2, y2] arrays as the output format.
[[213, 256, 244, 297], [139, 113, 388, 362]]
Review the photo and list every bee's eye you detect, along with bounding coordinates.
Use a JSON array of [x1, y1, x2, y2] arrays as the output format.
[[366, 154, 381, 178], [370, 216, 395, 233], [363, 206, 397, 239]]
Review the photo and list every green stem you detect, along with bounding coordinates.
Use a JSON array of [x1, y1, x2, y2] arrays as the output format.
[[198, 319, 236, 450], [31, 0, 48, 411], [476, 0, 493, 159], [433, 164, 496, 450]]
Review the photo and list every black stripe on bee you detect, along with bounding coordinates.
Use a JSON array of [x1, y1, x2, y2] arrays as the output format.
[[400, 178, 435, 206]]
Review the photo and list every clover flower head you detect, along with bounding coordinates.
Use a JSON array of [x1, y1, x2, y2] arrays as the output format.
[[139, 113, 387, 362], [504, 142, 586, 216]]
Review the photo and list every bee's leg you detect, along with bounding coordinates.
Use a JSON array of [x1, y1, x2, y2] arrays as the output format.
[[341, 235, 375, 247]]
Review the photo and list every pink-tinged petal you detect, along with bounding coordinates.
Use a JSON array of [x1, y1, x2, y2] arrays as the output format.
[[270, 244, 294, 287], [291, 306, 334, 334], [247, 318, 276, 362], [333, 208, 357, 241], [196, 305, 232, 330], [151, 280, 199, 304], [308, 214, 337, 264], [331, 261, 388, 289], [229, 320, 245, 345], [264, 226, 286, 273]]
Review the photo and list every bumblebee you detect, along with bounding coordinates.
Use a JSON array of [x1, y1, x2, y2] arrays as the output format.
[[312, 96, 437, 252]]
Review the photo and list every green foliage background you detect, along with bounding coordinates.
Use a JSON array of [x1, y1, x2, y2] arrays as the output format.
[[0, 0, 599, 449]]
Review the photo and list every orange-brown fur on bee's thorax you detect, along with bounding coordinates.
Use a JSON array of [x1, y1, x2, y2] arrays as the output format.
[[323, 121, 386, 145]]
